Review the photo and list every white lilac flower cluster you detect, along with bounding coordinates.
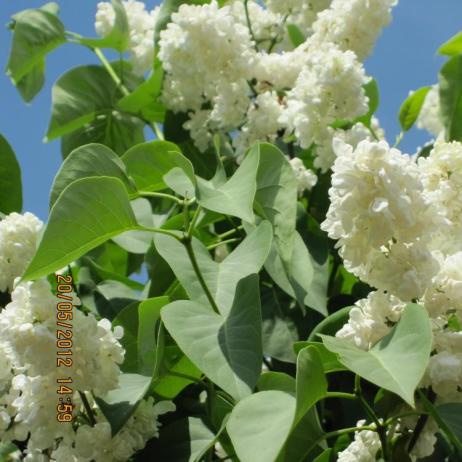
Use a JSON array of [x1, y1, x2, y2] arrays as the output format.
[[95, 0, 160, 75], [0, 212, 174, 461], [324, 140, 462, 459], [417, 85, 445, 139], [337, 420, 382, 462], [0, 212, 43, 292], [157, 0, 397, 171]]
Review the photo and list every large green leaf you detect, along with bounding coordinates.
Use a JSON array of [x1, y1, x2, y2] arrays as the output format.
[[122, 141, 195, 196], [439, 32, 462, 56], [0, 134, 22, 214], [300, 214, 329, 314], [261, 286, 299, 363], [112, 198, 154, 254], [257, 372, 296, 394], [77, 0, 130, 51], [293, 342, 346, 373], [152, 351, 202, 399], [137, 297, 168, 376], [49, 143, 135, 207], [113, 301, 140, 373], [399, 87, 431, 132], [118, 68, 165, 122], [321, 304, 432, 407], [294, 346, 327, 426], [46, 64, 141, 141], [61, 111, 144, 159], [439, 55, 462, 142], [155, 221, 272, 315], [156, 417, 216, 462], [437, 404, 462, 444], [6, 3, 65, 102], [254, 143, 297, 264], [280, 408, 325, 462], [161, 274, 262, 401], [227, 391, 296, 462], [308, 306, 352, 342], [196, 147, 259, 223], [95, 373, 154, 435], [264, 231, 316, 313], [418, 392, 462, 454], [22, 177, 138, 281]]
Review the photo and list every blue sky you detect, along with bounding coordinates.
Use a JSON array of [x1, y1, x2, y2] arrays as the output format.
[[1, 0, 461, 220]]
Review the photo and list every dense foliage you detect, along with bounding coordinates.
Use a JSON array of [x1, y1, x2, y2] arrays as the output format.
[[0, 1, 462, 461]]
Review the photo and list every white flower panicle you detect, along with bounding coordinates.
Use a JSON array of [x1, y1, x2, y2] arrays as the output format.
[[311, 0, 399, 60], [289, 158, 318, 195], [0, 275, 174, 459], [337, 420, 381, 462], [233, 91, 284, 155], [420, 141, 462, 254], [158, 0, 392, 155], [50, 398, 175, 462], [417, 85, 444, 139], [424, 252, 462, 319], [159, 1, 254, 113], [0, 212, 43, 292], [336, 291, 405, 350], [312, 119, 383, 171], [331, 140, 462, 459], [322, 139, 439, 300], [95, 1, 160, 75], [280, 44, 369, 157]]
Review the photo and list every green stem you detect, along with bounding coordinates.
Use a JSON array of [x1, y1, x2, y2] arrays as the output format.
[[94, 47, 130, 97], [244, 0, 258, 50], [325, 392, 357, 400], [187, 205, 202, 238], [91, 46, 165, 140], [137, 225, 183, 242], [79, 391, 96, 427], [137, 191, 183, 204], [385, 411, 429, 426], [184, 237, 220, 314], [393, 131, 404, 148], [267, 13, 289, 53], [168, 371, 204, 385], [207, 238, 240, 251], [217, 225, 244, 240], [355, 375, 390, 461], [408, 389, 436, 453]]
